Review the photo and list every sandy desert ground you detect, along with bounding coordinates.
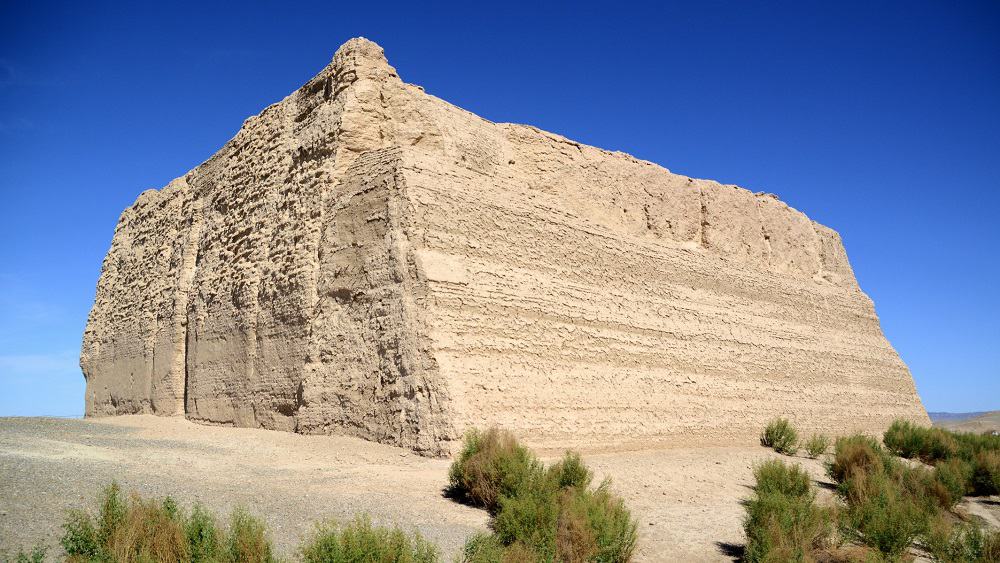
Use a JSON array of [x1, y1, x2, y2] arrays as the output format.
[[1, 416, 997, 561]]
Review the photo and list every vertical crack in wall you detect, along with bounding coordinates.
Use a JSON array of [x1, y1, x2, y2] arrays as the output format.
[[175, 184, 202, 417], [698, 183, 710, 248], [755, 195, 773, 267]]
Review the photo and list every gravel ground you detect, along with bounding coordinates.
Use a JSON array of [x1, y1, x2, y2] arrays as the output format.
[[1, 416, 997, 561], [0, 416, 486, 560]]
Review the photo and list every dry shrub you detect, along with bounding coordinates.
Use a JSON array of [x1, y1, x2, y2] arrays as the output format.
[[555, 489, 599, 563], [448, 428, 543, 512], [226, 508, 273, 563], [107, 495, 189, 562], [61, 483, 274, 563], [62, 483, 188, 562], [454, 433, 636, 562], [827, 435, 890, 483], [500, 542, 543, 563]]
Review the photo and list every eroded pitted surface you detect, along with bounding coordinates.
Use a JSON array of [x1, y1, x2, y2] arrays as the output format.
[[82, 37, 928, 455]]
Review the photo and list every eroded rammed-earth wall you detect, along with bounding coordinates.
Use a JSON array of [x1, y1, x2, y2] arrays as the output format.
[[82, 38, 928, 455]]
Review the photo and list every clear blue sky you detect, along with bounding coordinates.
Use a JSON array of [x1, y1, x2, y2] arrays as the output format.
[[1, 1, 997, 416]]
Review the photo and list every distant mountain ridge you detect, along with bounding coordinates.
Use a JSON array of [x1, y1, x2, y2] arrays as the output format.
[[930, 411, 1000, 434], [928, 411, 989, 422]]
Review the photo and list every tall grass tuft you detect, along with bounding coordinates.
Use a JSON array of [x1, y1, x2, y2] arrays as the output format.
[[760, 418, 798, 455]]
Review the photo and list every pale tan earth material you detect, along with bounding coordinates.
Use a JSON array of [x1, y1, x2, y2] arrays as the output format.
[[934, 411, 1000, 434], [81, 38, 928, 456], [6, 417, 997, 561]]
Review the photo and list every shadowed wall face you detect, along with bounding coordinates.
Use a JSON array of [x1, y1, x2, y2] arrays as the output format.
[[81, 38, 928, 456]]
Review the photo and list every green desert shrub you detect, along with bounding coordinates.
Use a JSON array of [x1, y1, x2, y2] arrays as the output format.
[[451, 432, 637, 562], [883, 419, 921, 459], [884, 419, 1000, 465], [828, 435, 954, 559], [923, 515, 1000, 563], [743, 460, 835, 563], [62, 508, 101, 560], [490, 481, 636, 562], [299, 515, 438, 563], [226, 508, 274, 563], [62, 482, 189, 562], [884, 419, 960, 462], [0, 547, 46, 563], [839, 468, 930, 560], [561, 483, 637, 562], [930, 458, 972, 509], [970, 450, 1000, 496], [447, 428, 544, 512], [753, 459, 812, 498], [761, 418, 799, 455], [802, 434, 830, 459], [185, 504, 223, 563], [492, 476, 560, 554], [547, 451, 592, 491], [827, 435, 893, 484], [61, 482, 275, 563], [461, 533, 508, 563]]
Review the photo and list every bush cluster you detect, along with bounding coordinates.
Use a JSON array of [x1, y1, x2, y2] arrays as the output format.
[[450, 429, 638, 562], [743, 459, 835, 562], [60, 483, 442, 563], [883, 420, 1000, 496], [923, 515, 1000, 563], [760, 418, 799, 455], [748, 420, 1000, 563], [61, 483, 275, 563], [829, 428, 999, 561]]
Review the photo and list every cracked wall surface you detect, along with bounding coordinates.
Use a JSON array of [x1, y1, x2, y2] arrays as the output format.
[[81, 38, 928, 455]]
